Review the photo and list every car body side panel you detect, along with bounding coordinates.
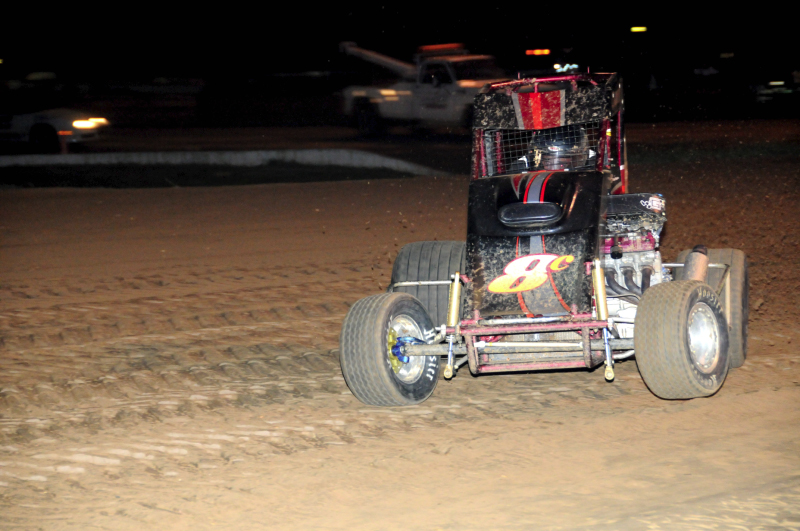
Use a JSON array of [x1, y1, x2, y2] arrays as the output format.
[[465, 230, 594, 317], [464, 172, 601, 317]]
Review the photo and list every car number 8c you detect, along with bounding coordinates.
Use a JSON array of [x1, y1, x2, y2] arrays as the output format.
[[487, 254, 574, 293]]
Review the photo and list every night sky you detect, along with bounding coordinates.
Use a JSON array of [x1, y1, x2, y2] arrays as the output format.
[[1, 8, 793, 80]]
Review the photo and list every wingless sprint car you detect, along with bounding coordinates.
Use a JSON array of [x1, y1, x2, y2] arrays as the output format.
[[340, 73, 749, 406]]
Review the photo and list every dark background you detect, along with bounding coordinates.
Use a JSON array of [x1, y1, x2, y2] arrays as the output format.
[[1, 8, 796, 124]]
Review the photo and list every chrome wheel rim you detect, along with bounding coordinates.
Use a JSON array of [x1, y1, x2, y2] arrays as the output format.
[[687, 302, 720, 373], [390, 315, 426, 383]]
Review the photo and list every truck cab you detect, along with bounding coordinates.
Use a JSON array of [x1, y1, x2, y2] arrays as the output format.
[[341, 43, 506, 135]]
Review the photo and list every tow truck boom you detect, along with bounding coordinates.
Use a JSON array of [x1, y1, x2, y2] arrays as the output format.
[[339, 42, 417, 80]]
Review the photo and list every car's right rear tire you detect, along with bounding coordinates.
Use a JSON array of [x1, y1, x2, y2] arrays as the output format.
[[390, 241, 466, 327], [635, 280, 730, 399]]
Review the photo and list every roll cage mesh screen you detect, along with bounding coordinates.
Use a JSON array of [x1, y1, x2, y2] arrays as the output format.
[[481, 121, 602, 177]]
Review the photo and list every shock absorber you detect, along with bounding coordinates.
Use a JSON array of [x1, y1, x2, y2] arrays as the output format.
[[443, 272, 462, 379], [592, 259, 615, 381]]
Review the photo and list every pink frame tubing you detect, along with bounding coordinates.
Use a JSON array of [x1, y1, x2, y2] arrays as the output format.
[[447, 316, 608, 375], [489, 73, 613, 93]]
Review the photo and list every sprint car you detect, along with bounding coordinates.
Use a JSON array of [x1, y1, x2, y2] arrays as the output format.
[[339, 72, 748, 406]]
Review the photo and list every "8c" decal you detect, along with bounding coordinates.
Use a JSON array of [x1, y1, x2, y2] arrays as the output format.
[[487, 254, 574, 293]]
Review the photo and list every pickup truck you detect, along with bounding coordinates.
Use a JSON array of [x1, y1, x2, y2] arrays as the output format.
[[341, 42, 506, 135]]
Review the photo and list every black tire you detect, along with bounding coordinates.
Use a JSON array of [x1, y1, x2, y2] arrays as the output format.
[[354, 100, 385, 137], [676, 248, 748, 368], [635, 280, 730, 399], [390, 241, 466, 327], [340, 293, 439, 406], [29, 124, 60, 154]]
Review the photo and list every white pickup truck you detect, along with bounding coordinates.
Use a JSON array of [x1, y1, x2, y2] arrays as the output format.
[[341, 43, 506, 135]]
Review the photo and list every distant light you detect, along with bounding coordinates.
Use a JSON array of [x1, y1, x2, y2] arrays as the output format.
[[526, 49, 551, 56], [72, 120, 98, 129], [379, 89, 397, 96], [720, 52, 734, 59], [418, 43, 464, 52], [0, 59, 4, 64], [769, 81, 785, 86], [57, 130, 73, 136], [25, 71, 57, 81], [88, 117, 109, 126], [554, 63, 579, 73], [630, 26, 647, 32]]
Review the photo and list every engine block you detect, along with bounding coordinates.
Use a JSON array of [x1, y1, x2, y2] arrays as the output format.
[[600, 193, 669, 336]]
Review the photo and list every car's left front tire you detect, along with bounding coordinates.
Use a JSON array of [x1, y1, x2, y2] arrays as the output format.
[[340, 293, 439, 406]]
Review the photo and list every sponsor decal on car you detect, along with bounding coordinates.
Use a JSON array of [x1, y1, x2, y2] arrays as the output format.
[[640, 196, 664, 212], [488, 253, 574, 293]]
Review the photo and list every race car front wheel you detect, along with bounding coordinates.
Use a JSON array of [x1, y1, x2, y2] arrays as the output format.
[[634, 280, 730, 399], [340, 293, 439, 406]]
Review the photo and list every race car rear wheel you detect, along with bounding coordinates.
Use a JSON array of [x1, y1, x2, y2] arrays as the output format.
[[634, 280, 730, 399], [676, 248, 748, 368], [340, 293, 439, 406], [390, 241, 466, 328]]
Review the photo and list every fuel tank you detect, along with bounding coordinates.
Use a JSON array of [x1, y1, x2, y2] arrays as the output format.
[[464, 170, 608, 317]]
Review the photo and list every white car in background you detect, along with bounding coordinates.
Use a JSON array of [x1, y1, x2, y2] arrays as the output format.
[[0, 107, 109, 153]]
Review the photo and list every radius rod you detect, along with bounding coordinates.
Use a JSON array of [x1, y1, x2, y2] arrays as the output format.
[[403, 338, 634, 356]]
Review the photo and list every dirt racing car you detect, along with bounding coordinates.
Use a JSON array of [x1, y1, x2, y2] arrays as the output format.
[[340, 72, 749, 406]]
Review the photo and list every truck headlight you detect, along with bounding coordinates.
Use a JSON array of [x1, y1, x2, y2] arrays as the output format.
[[72, 120, 98, 129]]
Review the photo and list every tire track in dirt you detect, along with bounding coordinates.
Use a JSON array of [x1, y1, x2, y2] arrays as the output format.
[[0, 250, 676, 518], [0, 250, 668, 422]]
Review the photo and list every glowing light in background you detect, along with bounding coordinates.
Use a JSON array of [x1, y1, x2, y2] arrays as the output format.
[[72, 120, 98, 129], [630, 27, 647, 32], [418, 43, 463, 52], [769, 81, 785, 86], [89, 118, 109, 125], [526, 49, 550, 56], [554, 64, 578, 72]]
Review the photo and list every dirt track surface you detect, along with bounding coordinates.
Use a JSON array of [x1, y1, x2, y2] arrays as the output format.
[[1, 121, 799, 530]]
